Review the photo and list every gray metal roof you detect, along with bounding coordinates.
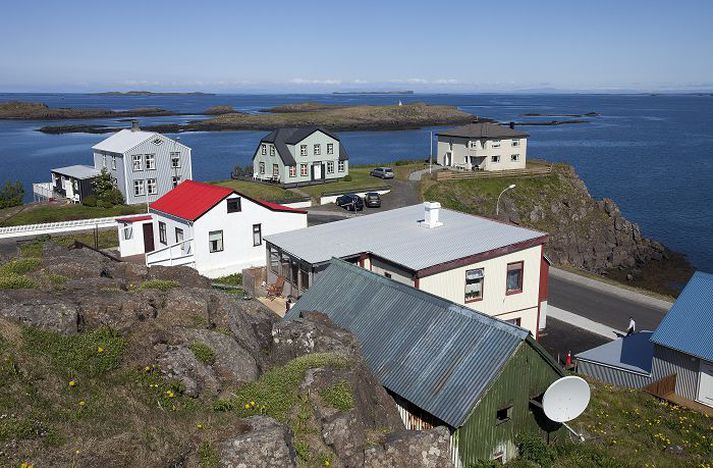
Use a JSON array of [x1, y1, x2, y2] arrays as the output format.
[[575, 331, 654, 375], [265, 204, 546, 272], [285, 259, 537, 427], [258, 127, 348, 166], [437, 123, 529, 139], [51, 165, 101, 180], [651, 271, 713, 362]]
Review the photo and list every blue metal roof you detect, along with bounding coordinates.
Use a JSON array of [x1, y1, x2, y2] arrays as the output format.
[[576, 331, 654, 375], [285, 259, 554, 428], [651, 271, 713, 362]]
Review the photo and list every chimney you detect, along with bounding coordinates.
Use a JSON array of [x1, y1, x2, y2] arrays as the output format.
[[420, 201, 443, 229], [131, 120, 140, 132], [509, 121, 515, 129]]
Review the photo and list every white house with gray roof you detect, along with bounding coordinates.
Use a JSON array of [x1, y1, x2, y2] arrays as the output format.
[[252, 127, 349, 185], [266, 202, 551, 336], [437, 122, 529, 171]]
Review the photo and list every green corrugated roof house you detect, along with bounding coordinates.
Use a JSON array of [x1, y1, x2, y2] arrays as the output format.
[[285, 259, 565, 465]]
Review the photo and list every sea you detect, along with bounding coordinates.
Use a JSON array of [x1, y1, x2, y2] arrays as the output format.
[[1, 93, 712, 272]]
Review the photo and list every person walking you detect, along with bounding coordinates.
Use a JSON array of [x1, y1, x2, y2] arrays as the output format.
[[626, 316, 636, 336]]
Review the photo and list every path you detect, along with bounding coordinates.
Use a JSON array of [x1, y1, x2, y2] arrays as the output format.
[[408, 166, 442, 182]]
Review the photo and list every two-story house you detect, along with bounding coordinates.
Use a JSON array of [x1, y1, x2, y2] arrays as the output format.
[[91, 121, 193, 205], [252, 127, 349, 185], [437, 123, 529, 171], [265, 202, 550, 336]]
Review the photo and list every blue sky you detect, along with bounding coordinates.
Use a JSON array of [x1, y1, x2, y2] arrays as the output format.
[[1, 0, 711, 92]]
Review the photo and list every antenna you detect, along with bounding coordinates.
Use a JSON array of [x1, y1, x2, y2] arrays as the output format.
[[534, 376, 591, 441]]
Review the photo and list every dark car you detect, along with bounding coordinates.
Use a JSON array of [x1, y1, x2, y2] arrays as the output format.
[[336, 193, 364, 211], [364, 192, 381, 208], [370, 167, 395, 179]]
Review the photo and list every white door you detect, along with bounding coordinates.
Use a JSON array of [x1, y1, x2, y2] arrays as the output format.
[[697, 360, 713, 407], [312, 163, 322, 180]]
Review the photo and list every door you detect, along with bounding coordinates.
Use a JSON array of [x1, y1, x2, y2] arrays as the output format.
[[697, 361, 713, 407], [444, 152, 452, 166], [143, 223, 155, 253], [312, 162, 322, 181]]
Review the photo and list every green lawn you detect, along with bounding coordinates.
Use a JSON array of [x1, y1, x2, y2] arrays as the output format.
[[297, 166, 392, 198], [212, 179, 304, 203], [0, 204, 145, 227]]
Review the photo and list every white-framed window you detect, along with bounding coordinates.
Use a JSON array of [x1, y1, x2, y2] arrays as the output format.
[[300, 144, 307, 156], [289, 166, 297, 177], [111, 155, 116, 170], [269, 145, 275, 156], [227, 198, 241, 213], [314, 144, 321, 155], [145, 154, 156, 170], [512, 139, 520, 147], [146, 178, 157, 195], [300, 164, 308, 176], [259, 162, 265, 174], [252, 224, 262, 246], [170, 152, 181, 168], [327, 143, 334, 154], [132, 154, 142, 171], [465, 268, 484, 302], [261, 144, 267, 155], [511, 154, 520, 162], [158, 221, 167, 245], [123, 225, 133, 240], [152, 138, 163, 146], [175, 227, 184, 243], [172, 176, 181, 188], [209, 230, 223, 253], [338, 161, 345, 172], [272, 164, 279, 177], [491, 140, 501, 148], [326, 161, 334, 174], [133, 179, 145, 196], [491, 155, 500, 163]]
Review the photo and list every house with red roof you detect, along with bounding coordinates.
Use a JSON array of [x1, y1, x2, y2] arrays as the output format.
[[117, 180, 307, 278]]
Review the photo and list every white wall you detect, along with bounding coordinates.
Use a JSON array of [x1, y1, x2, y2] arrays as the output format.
[[437, 136, 527, 171], [370, 257, 414, 286], [117, 220, 153, 257]]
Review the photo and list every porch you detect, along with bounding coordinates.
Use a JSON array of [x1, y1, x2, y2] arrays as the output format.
[[145, 238, 195, 268], [644, 374, 713, 417]]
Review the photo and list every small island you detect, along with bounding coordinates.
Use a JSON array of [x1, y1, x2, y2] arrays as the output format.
[[0, 101, 181, 120]]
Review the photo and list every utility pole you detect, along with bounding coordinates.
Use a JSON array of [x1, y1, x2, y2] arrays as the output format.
[[429, 131, 433, 174], [496, 184, 516, 216]]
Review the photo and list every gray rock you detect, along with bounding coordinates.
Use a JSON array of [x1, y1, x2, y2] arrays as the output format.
[[364, 426, 452, 468], [0, 291, 78, 334], [156, 345, 220, 398], [217, 416, 296, 468]]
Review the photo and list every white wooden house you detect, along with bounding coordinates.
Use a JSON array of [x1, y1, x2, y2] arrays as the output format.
[[437, 123, 529, 171]]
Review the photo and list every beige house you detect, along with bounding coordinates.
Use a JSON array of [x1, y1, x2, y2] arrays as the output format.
[[437, 123, 528, 171], [265, 202, 550, 336]]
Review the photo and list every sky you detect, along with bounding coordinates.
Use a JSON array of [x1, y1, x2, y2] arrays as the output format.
[[1, 0, 712, 93]]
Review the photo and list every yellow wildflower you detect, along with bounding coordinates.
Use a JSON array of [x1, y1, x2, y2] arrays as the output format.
[[79, 400, 85, 406], [68, 380, 77, 387], [97, 346, 104, 353]]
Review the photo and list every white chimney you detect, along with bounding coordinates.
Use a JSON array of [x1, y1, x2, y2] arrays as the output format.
[[131, 120, 140, 132], [421, 201, 443, 229]]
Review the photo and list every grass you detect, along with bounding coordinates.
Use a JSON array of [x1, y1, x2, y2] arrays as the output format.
[[0, 273, 36, 289], [189, 342, 216, 366], [298, 166, 391, 198], [19, 230, 119, 258], [198, 442, 219, 468], [319, 380, 354, 412], [212, 273, 242, 287], [0, 257, 41, 289], [212, 179, 303, 203], [0, 204, 145, 227], [139, 279, 179, 291]]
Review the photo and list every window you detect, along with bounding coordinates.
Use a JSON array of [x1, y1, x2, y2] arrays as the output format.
[[259, 162, 265, 174], [252, 224, 262, 246], [300, 144, 307, 156], [272, 164, 279, 177], [491, 139, 501, 148], [327, 143, 334, 154], [123, 226, 133, 240], [111, 156, 116, 170], [132, 154, 142, 171], [299, 265, 310, 290], [269, 247, 280, 273], [384, 272, 392, 279], [145, 154, 156, 170], [506, 317, 522, 327], [314, 143, 321, 155], [496, 405, 512, 424], [511, 154, 520, 162], [209, 230, 223, 253], [152, 138, 163, 145], [146, 178, 157, 195], [170, 152, 181, 168], [227, 198, 242, 213], [465, 268, 484, 302], [102, 155, 107, 168], [300, 164, 308, 176], [133, 179, 145, 196], [512, 139, 520, 147], [175, 227, 184, 243], [491, 155, 500, 163], [338, 161, 345, 172], [289, 166, 297, 177], [326, 161, 334, 174], [506, 262, 524, 295], [172, 176, 181, 188], [280, 253, 291, 278], [290, 261, 299, 285], [269, 145, 275, 156], [158, 222, 167, 245], [261, 144, 267, 155]]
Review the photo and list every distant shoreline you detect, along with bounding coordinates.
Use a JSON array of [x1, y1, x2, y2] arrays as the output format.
[[92, 91, 215, 96], [332, 90, 414, 95]]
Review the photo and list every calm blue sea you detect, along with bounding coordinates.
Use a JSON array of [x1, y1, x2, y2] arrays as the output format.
[[1, 93, 712, 271]]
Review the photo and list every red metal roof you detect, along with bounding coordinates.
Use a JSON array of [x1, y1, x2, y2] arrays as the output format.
[[150, 180, 306, 221], [115, 215, 152, 223]]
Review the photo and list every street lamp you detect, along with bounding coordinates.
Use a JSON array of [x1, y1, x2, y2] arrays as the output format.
[[496, 184, 516, 216]]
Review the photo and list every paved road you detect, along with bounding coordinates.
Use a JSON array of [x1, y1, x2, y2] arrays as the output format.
[[538, 317, 609, 359]]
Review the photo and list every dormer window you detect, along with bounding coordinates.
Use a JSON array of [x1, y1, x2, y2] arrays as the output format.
[[152, 138, 163, 146]]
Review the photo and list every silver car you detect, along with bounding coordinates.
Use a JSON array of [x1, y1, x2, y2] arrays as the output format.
[[370, 167, 395, 179]]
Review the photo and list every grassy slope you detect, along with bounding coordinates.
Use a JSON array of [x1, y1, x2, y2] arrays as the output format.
[[0, 204, 145, 227], [297, 166, 391, 198], [212, 180, 303, 202]]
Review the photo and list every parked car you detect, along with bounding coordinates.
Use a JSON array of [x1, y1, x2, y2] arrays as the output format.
[[370, 167, 395, 179], [336, 193, 364, 211], [364, 192, 381, 208]]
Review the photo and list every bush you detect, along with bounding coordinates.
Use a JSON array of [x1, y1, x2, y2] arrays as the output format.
[[0, 180, 24, 209], [100, 187, 125, 206], [97, 199, 113, 209], [139, 279, 180, 291], [190, 342, 216, 365], [213, 273, 242, 286], [343, 175, 353, 182], [82, 195, 97, 207]]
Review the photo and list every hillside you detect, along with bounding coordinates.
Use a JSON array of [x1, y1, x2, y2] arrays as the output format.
[[424, 163, 694, 296], [0, 101, 178, 120]]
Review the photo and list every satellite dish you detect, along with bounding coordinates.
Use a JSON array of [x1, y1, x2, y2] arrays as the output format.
[[542, 376, 591, 423]]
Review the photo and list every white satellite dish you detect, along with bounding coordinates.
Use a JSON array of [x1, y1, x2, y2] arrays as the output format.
[[542, 376, 591, 423]]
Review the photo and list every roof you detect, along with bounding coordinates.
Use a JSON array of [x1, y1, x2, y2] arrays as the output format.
[[115, 215, 152, 224], [150, 180, 306, 222], [437, 123, 529, 139], [257, 127, 347, 166], [575, 331, 654, 375], [265, 204, 546, 273], [651, 271, 713, 362], [285, 259, 561, 427], [51, 165, 101, 180], [92, 129, 164, 153]]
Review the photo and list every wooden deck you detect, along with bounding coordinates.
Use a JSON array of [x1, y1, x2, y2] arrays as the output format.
[[662, 393, 713, 417], [644, 374, 713, 417]]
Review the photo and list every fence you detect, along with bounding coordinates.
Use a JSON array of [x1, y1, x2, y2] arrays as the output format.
[[0, 216, 122, 239], [434, 164, 553, 181]]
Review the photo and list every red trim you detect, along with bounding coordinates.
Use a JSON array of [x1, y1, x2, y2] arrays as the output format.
[[116, 215, 152, 223], [535, 245, 549, 341], [413, 276, 420, 289]]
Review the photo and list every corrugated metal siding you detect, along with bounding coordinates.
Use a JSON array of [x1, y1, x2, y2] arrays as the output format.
[[287, 259, 529, 428], [455, 342, 565, 464], [652, 345, 700, 401], [577, 360, 652, 388]]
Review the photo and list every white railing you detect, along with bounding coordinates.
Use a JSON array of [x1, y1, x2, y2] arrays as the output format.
[[146, 238, 195, 267], [0, 216, 123, 239]]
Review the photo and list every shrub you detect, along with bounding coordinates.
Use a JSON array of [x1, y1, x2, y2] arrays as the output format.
[[0, 180, 24, 209], [98, 199, 113, 209], [343, 175, 353, 182], [516, 432, 555, 467], [213, 273, 242, 286], [0, 273, 36, 289], [82, 195, 97, 207], [0, 257, 41, 275], [189, 342, 216, 365], [319, 380, 354, 412], [139, 279, 179, 291]]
